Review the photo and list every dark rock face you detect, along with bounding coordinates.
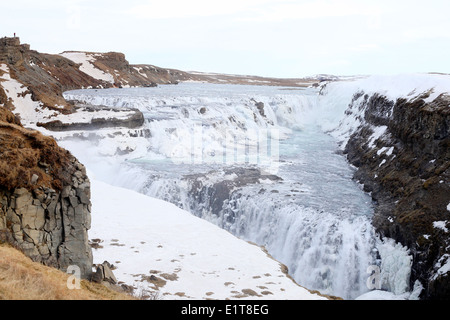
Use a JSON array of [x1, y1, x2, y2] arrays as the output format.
[[0, 108, 93, 279], [185, 167, 282, 221], [0, 158, 93, 279], [37, 105, 145, 131], [342, 92, 450, 299]]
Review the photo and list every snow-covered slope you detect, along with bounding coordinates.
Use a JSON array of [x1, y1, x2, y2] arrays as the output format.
[[89, 178, 329, 300], [59, 52, 115, 84], [0, 63, 53, 126]]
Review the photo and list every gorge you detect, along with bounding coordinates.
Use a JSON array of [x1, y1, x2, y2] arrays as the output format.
[[0, 37, 449, 300]]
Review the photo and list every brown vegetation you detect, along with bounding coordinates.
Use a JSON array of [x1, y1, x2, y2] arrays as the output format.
[[0, 243, 135, 300], [0, 108, 73, 191]]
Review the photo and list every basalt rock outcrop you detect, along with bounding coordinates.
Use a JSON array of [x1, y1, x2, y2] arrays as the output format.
[[0, 107, 93, 278], [185, 167, 282, 221], [342, 91, 450, 299], [37, 105, 145, 131]]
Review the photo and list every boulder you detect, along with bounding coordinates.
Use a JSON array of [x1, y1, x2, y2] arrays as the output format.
[[92, 261, 118, 285]]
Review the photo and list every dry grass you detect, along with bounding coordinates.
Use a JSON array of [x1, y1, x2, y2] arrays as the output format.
[[0, 244, 136, 300], [0, 113, 74, 191]]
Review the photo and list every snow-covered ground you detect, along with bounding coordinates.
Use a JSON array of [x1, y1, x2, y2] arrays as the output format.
[[89, 178, 328, 300]]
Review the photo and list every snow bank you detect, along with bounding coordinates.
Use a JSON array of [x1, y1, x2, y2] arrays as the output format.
[[59, 52, 115, 83], [89, 178, 328, 300]]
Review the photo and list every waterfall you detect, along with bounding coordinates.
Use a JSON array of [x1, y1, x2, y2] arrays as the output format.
[[60, 82, 414, 299]]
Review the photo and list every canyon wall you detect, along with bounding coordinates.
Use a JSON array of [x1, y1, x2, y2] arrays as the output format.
[[0, 107, 92, 278], [341, 90, 450, 299]]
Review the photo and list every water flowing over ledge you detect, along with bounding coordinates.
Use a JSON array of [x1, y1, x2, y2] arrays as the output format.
[[57, 82, 423, 299]]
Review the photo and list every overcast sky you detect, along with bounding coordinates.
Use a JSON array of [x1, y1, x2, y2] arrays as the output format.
[[2, 0, 450, 78]]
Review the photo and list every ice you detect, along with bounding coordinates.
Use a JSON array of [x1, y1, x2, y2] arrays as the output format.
[[433, 221, 448, 232], [0, 63, 53, 127], [433, 254, 450, 281], [376, 238, 413, 295], [355, 280, 422, 300]]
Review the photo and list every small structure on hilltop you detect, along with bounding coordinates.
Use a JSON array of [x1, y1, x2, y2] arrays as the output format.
[[1, 36, 21, 47]]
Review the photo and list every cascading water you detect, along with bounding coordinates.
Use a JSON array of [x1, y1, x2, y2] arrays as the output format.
[[59, 82, 414, 299]]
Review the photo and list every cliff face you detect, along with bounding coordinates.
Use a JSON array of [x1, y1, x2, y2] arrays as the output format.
[[1, 37, 315, 130], [0, 38, 187, 123], [0, 37, 191, 281], [1, 37, 103, 113], [0, 107, 93, 278], [342, 91, 450, 299], [58, 51, 188, 88]]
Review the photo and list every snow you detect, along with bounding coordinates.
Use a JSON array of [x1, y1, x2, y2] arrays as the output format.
[[433, 221, 448, 232], [376, 238, 413, 296], [333, 73, 450, 102], [59, 52, 115, 83], [355, 290, 408, 300], [60, 79, 447, 300], [433, 254, 450, 280], [45, 106, 137, 124], [377, 146, 394, 156], [367, 126, 387, 149], [88, 178, 327, 300], [355, 280, 422, 300], [0, 63, 54, 126], [447, 203, 450, 212], [133, 66, 148, 78]]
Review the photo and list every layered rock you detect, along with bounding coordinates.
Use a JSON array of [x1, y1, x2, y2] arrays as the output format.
[[341, 91, 450, 299], [185, 167, 282, 220], [1, 36, 317, 132], [1, 37, 104, 113], [0, 108, 93, 278], [37, 105, 145, 131]]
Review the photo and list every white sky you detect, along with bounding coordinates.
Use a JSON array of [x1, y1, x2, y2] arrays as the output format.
[[2, 0, 450, 78]]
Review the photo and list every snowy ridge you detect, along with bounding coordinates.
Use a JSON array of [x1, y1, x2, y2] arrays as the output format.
[[0, 63, 54, 126], [59, 52, 115, 84]]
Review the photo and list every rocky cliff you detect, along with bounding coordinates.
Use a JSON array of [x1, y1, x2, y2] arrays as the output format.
[[1, 36, 315, 132], [0, 107, 93, 278], [341, 89, 450, 299]]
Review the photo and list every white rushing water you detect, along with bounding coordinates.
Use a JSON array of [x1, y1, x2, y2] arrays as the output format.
[[60, 82, 416, 299]]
